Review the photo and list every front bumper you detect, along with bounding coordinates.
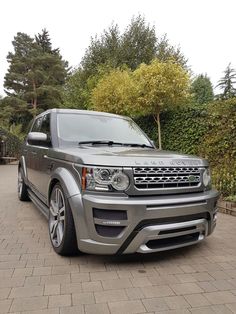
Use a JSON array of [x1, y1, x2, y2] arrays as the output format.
[[69, 189, 219, 255]]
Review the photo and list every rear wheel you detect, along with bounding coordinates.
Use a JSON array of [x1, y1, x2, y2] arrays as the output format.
[[18, 167, 30, 201], [49, 183, 78, 255]]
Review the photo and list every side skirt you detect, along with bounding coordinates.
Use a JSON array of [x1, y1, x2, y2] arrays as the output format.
[[28, 189, 49, 219]]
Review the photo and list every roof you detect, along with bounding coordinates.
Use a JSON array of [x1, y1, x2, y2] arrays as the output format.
[[36, 108, 128, 120]]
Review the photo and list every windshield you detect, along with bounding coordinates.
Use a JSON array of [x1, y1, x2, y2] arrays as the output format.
[[57, 113, 152, 147]]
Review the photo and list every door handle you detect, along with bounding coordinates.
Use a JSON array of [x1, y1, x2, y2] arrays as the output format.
[[31, 151, 37, 155]]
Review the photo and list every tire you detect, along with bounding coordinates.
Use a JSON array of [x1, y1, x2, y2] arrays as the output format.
[[18, 167, 30, 201], [48, 183, 78, 256]]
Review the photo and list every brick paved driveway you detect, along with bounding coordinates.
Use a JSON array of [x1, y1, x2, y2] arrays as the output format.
[[1, 164, 236, 314]]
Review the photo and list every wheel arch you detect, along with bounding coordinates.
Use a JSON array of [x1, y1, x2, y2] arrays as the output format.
[[47, 167, 81, 206]]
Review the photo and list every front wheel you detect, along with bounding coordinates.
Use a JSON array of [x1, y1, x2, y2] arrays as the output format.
[[18, 167, 30, 201], [49, 183, 78, 255]]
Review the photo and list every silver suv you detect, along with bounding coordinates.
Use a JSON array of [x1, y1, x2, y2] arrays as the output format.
[[18, 109, 219, 255]]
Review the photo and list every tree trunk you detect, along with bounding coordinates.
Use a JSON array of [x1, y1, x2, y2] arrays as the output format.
[[156, 112, 162, 150]]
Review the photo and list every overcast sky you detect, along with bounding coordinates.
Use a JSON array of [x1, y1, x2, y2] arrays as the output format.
[[1, 0, 236, 96]]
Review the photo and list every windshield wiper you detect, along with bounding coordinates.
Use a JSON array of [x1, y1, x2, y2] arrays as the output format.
[[78, 140, 154, 148], [122, 143, 154, 148], [78, 140, 124, 146]]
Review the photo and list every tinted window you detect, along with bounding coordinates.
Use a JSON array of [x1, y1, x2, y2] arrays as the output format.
[[31, 117, 42, 132], [29, 114, 51, 147], [57, 113, 151, 146], [41, 114, 51, 137]]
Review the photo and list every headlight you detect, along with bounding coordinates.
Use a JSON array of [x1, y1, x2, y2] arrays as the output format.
[[203, 168, 211, 188], [82, 167, 130, 191]]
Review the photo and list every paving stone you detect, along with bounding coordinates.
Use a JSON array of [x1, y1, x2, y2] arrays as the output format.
[[0, 276, 25, 288], [12, 267, 33, 277], [0, 269, 14, 278], [0, 287, 10, 300], [208, 270, 232, 280], [164, 295, 190, 309], [82, 281, 103, 292], [211, 304, 234, 314], [175, 273, 197, 283], [184, 293, 211, 307], [108, 300, 146, 314], [60, 305, 84, 314], [192, 272, 215, 282], [0, 299, 12, 313], [70, 272, 90, 283], [72, 292, 95, 305], [94, 289, 128, 303], [204, 291, 236, 305], [24, 276, 41, 286], [52, 265, 79, 275], [212, 279, 236, 291], [48, 294, 71, 308], [22, 310, 60, 314], [170, 283, 204, 295], [90, 271, 118, 281], [44, 284, 60, 295], [130, 277, 152, 287], [190, 307, 215, 314], [41, 274, 70, 285], [148, 274, 180, 285], [10, 296, 48, 312], [33, 266, 52, 276], [61, 282, 82, 294], [84, 303, 110, 314], [142, 297, 169, 312], [141, 285, 175, 298], [101, 278, 132, 290], [196, 281, 218, 293], [125, 287, 145, 300], [10, 285, 44, 298]]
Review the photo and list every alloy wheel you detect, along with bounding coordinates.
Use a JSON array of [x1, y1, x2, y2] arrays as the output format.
[[49, 187, 65, 247], [18, 170, 23, 197]]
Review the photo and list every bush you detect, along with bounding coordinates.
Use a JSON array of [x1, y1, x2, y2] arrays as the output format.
[[0, 127, 22, 159], [135, 99, 236, 197]]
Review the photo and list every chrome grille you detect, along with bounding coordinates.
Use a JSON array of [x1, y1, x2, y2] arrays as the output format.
[[133, 167, 201, 189]]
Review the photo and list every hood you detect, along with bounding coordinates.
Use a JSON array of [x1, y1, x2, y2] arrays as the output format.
[[48, 146, 208, 167]]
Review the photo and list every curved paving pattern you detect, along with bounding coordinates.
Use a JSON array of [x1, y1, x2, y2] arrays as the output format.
[[0, 164, 236, 314]]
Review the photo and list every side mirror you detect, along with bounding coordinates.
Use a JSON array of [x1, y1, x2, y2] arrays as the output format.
[[27, 132, 48, 146]]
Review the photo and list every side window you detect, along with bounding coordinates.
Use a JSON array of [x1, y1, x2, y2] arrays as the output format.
[[41, 114, 51, 137], [31, 117, 42, 132], [40, 114, 52, 147], [29, 114, 51, 147]]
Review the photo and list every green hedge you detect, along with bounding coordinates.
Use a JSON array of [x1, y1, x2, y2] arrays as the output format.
[[0, 127, 22, 159], [136, 99, 236, 197]]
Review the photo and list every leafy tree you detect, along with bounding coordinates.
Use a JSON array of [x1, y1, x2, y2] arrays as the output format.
[[91, 60, 189, 149], [35, 28, 59, 54], [217, 63, 236, 99], [156, 34, 187, 68], [133, 59, 189, 149], [81, 15, 186, 76], [4, 31, 68, 120], [67, 16, 188, 110], [63, 63, 114, 109], [81, 24, 121, 79], [191, 74, 214, 104], [119, 15, 157, 70], [91, 68, 137, 115]]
